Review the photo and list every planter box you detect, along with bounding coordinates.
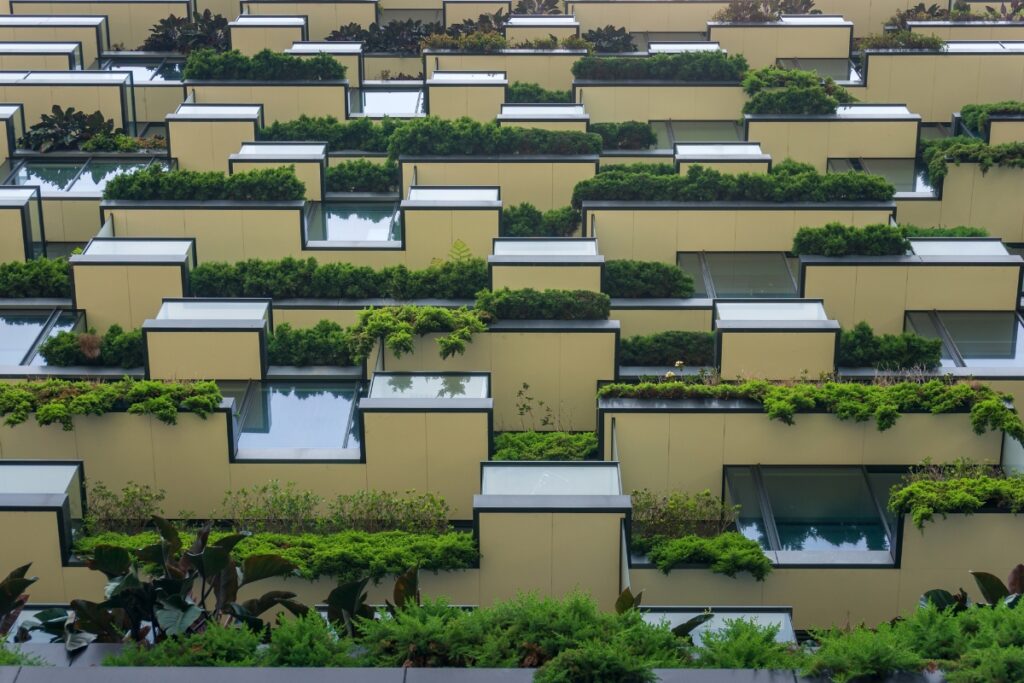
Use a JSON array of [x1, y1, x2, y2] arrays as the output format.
[[0, 15, 107, 68], [0, 187, 44, 262], [504, 15, 580, 43], [0, 42, 82, 70], [229, 15, 308, 55], [489, 241, 604, 292], [611, 299, 713, 338], [675, 142, 771, 175], [565, 0, 728, 34], [286, 41, 362, 87], [401, 186, 502, 269], [8, 0, 188, 48], [185, 80, 349, 124], [907, 19, 1024, 40], [0, 71, 135, 131], [239, 0, 376, 40], [363, 53, 424, 80], [744, 104, 920, 172], [573, 81, 746, 124], [582, 200, 897, 261], [426, 71, 507, 120], [0, 105, 23, 169], [707, 16, 853, 69], [400, 155, 598, 210], [229, 142, 328, 201], [167, 103, 264, 173], [380, 320, 619, 431], [981, 115, 1024, 145], [424, 48, 585, 90], [497, 103, 589, 132], [99, 200, 306, 263], [800, 248, 1024, 333]]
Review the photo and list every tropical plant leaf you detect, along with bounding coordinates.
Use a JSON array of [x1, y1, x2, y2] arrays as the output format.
[[84, 545, 131, 578], [972, 571, 1011, 604], [240, 555, 297, 585]]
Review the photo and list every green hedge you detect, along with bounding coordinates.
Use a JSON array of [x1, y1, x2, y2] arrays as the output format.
[[742, 66, 856, 116], [0, 378, 223, 430], [619, 331, 715, 366], [637, 532, 773, 580], [325, 159, 400, 192], [182, 48, 345, 81], [888, 468, 1024, 529], [961, 101, 1024, 134], [598, 379, 1024, 439], [837, 322, 942, 370], [571, 160, 895, 208], [190, 257, 488, 299], [598, 162, 677, 175], [38, 325, 143, 367], [604, 260, 694, 298], [920, 136, 1024, 187], [859, 30, 945, 51], [476, 288, 610, 320], [492, 431, 599, 460], [0, 258, 71, 297], [387, 116, 602, 157], [571, 51, 748, 81], [506, 81, 572, 104], [500, 203, 580, 237], [588, 121, 657, 150], [792, 222, 989, 256], [76, 528, 477, 581], [103, 165, 305, 201], [260, 116, 403, 152], [268, 320, 352, 366]]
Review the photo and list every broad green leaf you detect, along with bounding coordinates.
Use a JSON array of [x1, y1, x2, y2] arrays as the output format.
[[240, 555, 297, 585], [972, 571, 1010, 604], [85, 545, 131, 579]]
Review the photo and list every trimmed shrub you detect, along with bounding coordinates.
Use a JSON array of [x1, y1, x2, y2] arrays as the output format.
[[837, 322, 942, 370], [505, 81, 573, 103], [534, 641, 657, 683], [182, 48, 345, 80], [105, 625, 261, 667], [500, 202, 580, 237], [582, 25, 636, 52], [921, 136, 1024, 187], [603, 260, 694, 298], [260, 116, 404, 152], [265, 612, 347, 667], [859, 30, 945, 51], [421, 30, 508, 52], [268, 321, 352, 366], [792, 222, 910, 256], [961, 101, 1024, 135], [492, 431, 599, 460], [0, 258, 71, 297], [589, 121, 657, 150], [697, 619, 800, 669], [571, 51, 749, 81], [742, 66, 856, 116], [387, 116, 602, 158], [619, 331, 715, 366], [713, 0, 821, 22], [802, 624, 923, 683], [103, 164, 305, 201], [38, 325, 144, 367], [476, 288, 610, 320], [642, 532, 773, 579], [325, 159, 399, 192]]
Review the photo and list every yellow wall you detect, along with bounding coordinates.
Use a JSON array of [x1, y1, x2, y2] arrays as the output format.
[[505, 24, 578, 43], [426, 51, 581, 90], [611, 307, 712, 337], [146, 330, 264, 380], [814, 0, 915, 36], [709, 24, 851, 69], [363, 55, 424, 80], [9, 0, 187, 48], [403, 208, 499, 268], [427, 83, 504, 120], [576, 84, 746, 124], [242, 1, 376, 40], [169, 120, 260, 173], [719, 330, 836, 379], [39, 197, 100, 243], [746, 118, 919, 172], [0, 207, 28, 262], [444, 0, 510, 26], [0, 53, 77, 70], [230, 24, 306, 56], [565, 0, 726, 33], [135, 83, 185, 123], [0, 24, 104, 67], [492, 263, 602, 292], [0, 82, 127, 128], [803, 263, 1021, 333], [232, 159, 323, 201], [74, 263, 186, 331], [188, 83, 348, 124], [988, 118, 1024, 145], [909, 22, 1024, 40]]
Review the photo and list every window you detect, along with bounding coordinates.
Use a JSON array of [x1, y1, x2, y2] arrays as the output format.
[[650, 121, 742, 146], [905, 311, 1024, 368], [828, 158, 933, 194], [677, 252, 798, 298]]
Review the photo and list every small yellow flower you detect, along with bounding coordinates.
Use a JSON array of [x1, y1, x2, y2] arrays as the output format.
[[664, 371, 676, 378]]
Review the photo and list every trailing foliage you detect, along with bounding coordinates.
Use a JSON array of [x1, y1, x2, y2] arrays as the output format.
[[77, 528, 478, 581], [345, 305, 487, 361], [961, 101, 1024, 134], [182, 48, 345, 80], [837, 322, 942, 370], [492, 431, 599, 460], [103, 164, 306, 201], [742, 66, 856, 115], [534, 640, 657, 683], [327, 19, 443, 54], [571, 51, 749, 81], [581, 25, 636, 52], [19, 105, 120, 153], [571, 160, 894, 208], [641, 532, 773, 580], [475, 288, 611, 320], [589, 121, 657, 150], [920, 136, 1024, 187], [619, 331, 715, 366], [139, 10, 228, 52], [859, 30, 946, 51], [325, 159, 399, 192], [0, 258, 71, 297], [597, 379, 1024, 439], [38, 325, 144, 368], [505, 81, 573, 103], [386, 116, 602, 157], [888, 459, 1024, 528], [260, 116, 404, 152], [792, 222, 989, 255], [632, 489, 738, 540], [0, 377, 223, 430], [268, 321, 352, 366], [712, 0, 820, 22], [603, 260, 694, 298], [190, 256, 488, 300], [500, 202, 580, 236]]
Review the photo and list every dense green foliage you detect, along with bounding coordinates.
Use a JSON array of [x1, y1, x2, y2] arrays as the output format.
[[534, 640, 657, 683], [961, 101, 1024, 134], [837, 322, 942, 370], [603, 260, 694, 298], [476, 288, 610, 320], [0, 377, 222, 429], [712, 0, 820, 22], [697, 619, 798, 668], [581, 25, 636, 52], [500, 202, 580, 236], [859, 30, 946, 51], [888, 460, 1024, 528], [804, 622, 923, 683], [105, 624, 262, 666], [139, 10, 228, 53], [742, 66, 856, 115], [920, 136, 1024, 187], [84, 481, 165, 534], [505, 81, 573, 103], [19, 105, 122, 152], [182, 48, 345, 80], [260, 116, 404, 152], [571, 51, 749, 81], [619, 331, 715, 366], [421, 30, 509, 52], [599, 162, 677, 176], [325, 159, 399, 192], [38, 325, 144, 367], [792, 222, 989, 255], [641, 532, 773, 579], [386, 116, 602, 157], [268, 321, 351, 366], [598, 379, 1024, 439], [571, 160, 895, 208], [191, 257, 488, 300], [103, 164, 305, 201], [346, 305, 487, 361], [588, 121, 658, 150], [0, 258, 71, 297], [77, 528, 477, 581], [492, 431, 599, 460], [327, 19, 442, 54]]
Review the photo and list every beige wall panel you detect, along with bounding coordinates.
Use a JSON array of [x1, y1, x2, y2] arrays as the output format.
[[720, 331, 836, 379], [505, 24, 578, 43], [491, 264, 601, 292], [169, 120, 257, 173], [427, 52, 579, 90], [74, 263, 183, 331], [497, 119, 587, 132], [911, 23, 1024, 40], [629, 567, 766, 608], [9, 0, 187, 48], [566, 0, 726, 33], [0, 83, 126, 128], [611, 307, 712, 337], [428, 83, 503, 120], [136, 84, 185, 122], [404, 208, 497, 268], [363, 411, 430, 495], [551, 512, 623, 611], [478, 512, 553, 604], [230, 25, 306, 56], [764, 567, 900, 628], [189, 83, 348, 124], [0, 25, 104, 67], [989, 118, 1024, 145], [243, 1, 376, 40], [272, 307, 363, 328], [363, 55, 424, 80], [424, 411, 487, 519], [61, 565, 107, 603], [232, 159, 322, 201], [150, 412, 232, 515], [146, 330, 263, 380], [0, 511, 68, 602], [904, 265, 1019, 311], [576, 85, 745, 124], [228, 462, 369, 503], [0, 53, 75, 70], [0, 209, 26, 262], [43, 198, 102, 243], [444, 0, 509, 26], [850, 265, 907, 334], [710, 25, 850, 69], [862, 413, 1000, 465]]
